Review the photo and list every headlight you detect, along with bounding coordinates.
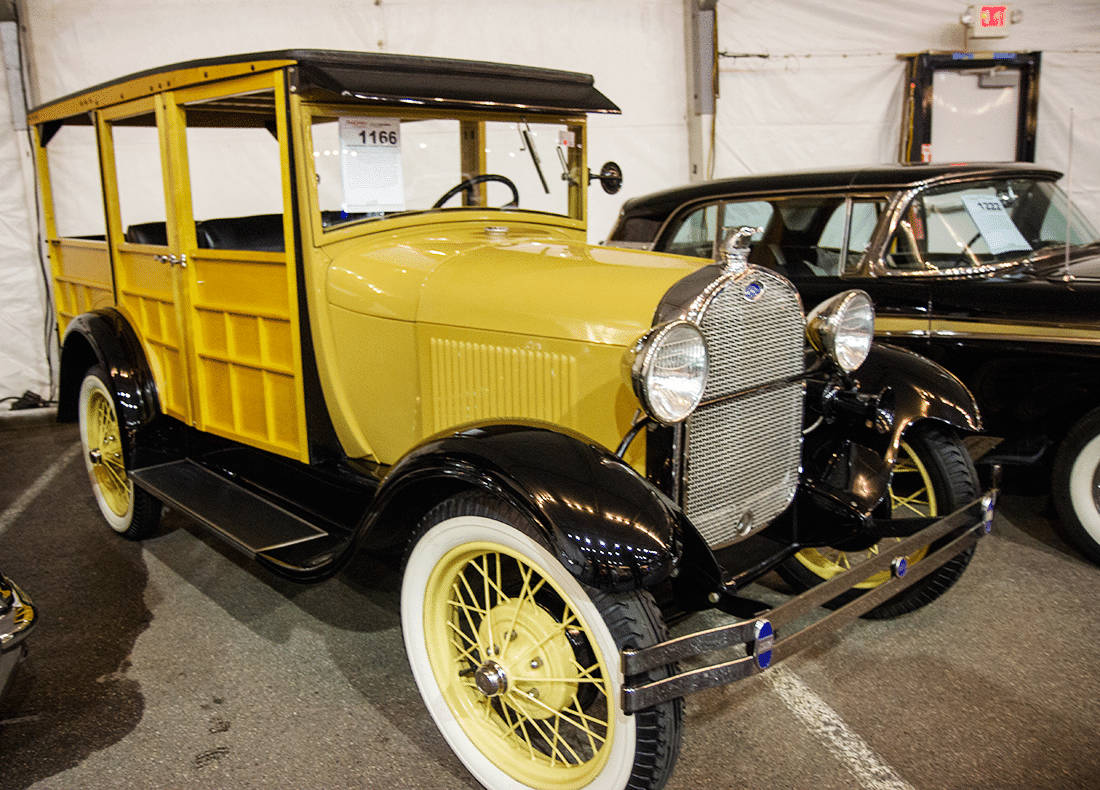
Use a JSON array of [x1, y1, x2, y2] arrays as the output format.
[[626, 321, 709, 424], [806, 290, 874, 373]]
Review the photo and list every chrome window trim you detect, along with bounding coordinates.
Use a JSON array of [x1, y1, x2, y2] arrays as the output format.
[[864, 172, 1064, 277]]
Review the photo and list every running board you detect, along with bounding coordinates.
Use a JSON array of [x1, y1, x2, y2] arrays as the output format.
[[131, 459, 330, 557]]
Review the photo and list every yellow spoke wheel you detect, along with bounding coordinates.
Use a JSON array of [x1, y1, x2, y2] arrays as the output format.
[[77, 367, 161, 539], [429, 540, 613, 784], [402, 494, 682, 790], [84, 382, 130, 518]]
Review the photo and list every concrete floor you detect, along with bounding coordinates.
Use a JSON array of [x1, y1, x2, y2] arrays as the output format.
[[2, 415, 1099, 790]]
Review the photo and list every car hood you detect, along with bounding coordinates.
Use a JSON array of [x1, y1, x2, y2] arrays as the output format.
[[326, 218, 704, 346], [1029, 243, 1100, 281]]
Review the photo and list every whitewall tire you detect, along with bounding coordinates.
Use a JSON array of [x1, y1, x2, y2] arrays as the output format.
[[401, 493, 681, 790]]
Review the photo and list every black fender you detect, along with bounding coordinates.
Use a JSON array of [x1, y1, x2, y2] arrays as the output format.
[[58, 309, 161, 458], [854, 341, 982, 464], [798, 341, 982, 523], [364, 423, 691, 593]]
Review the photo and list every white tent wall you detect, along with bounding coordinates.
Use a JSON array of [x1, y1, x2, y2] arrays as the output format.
[[712, 0, 1100, 227], [1035, 50, 1100, 226], [0, 12, 45, 406], [1, 0, 1097, 402], [1, 0, 691, 403]]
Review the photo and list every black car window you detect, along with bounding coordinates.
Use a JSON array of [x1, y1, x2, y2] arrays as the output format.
[[666, 204, 720, 258], [613, 215, 662, 244], [721, 201, 772, 242], [737, 196, 844, 278], [665, 201, 775, 259], [818, 200, 887, 274], [886, 178, 1100, 273]]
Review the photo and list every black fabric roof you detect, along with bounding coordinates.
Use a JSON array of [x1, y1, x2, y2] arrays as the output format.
[[30, 49, 620, 122], [290, 49, 620, 114], [618, 162, 1063, 221]]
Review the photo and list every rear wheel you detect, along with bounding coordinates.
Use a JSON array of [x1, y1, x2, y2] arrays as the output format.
[[77, 366, 161, 539], [778, 423, 978, 618], [401, 492, 682, 790], [1051, 407, 1100, 565]]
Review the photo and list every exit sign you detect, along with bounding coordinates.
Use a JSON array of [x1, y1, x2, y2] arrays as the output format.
[[980, 5, 1008, 29], [968, 4, 1013, 38]]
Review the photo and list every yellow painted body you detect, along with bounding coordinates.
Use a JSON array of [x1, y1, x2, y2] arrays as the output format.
[[33, 66, 309, 460], [310, 212, 698, 468], [31, 53, 702, 473]]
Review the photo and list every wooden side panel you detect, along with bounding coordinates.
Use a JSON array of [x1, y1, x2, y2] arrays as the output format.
[[188, 250, 302, 455], [49, 239, 114, 334], [112, 246, 190, 421]]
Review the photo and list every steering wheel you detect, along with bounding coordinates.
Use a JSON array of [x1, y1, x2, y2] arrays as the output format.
[[433, 174, 519, 209], [951, 231, 984, 268]]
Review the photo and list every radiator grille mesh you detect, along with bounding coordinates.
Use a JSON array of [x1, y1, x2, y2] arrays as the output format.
[[683, 270, 805, 548]]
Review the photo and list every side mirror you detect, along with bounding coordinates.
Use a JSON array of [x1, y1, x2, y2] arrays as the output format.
[[589, 161, 623, 195]]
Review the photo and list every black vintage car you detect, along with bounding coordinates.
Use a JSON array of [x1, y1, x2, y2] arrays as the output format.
[[608, 162, 1100, 564]]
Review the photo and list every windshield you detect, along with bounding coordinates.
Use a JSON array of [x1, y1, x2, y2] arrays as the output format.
[[885, 178, 1100, 273], [308, 111, 584, 229]]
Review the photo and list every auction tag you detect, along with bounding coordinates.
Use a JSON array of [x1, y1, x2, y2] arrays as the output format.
[[961, 195, 1032, 256], [339, 117, 405, 212]]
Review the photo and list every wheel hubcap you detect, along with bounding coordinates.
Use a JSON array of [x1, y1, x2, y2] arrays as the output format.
[[474, 660, 508, 697], [473, 597, 579, 719]]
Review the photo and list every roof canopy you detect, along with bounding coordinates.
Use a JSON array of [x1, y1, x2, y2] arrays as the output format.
[[28, 49, 620, 127]]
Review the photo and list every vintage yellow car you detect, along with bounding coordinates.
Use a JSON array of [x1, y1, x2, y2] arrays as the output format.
[[31, 50, 995, 790]]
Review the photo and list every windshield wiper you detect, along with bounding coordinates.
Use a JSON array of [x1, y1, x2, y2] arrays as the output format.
[[520, 121, 550, 194]]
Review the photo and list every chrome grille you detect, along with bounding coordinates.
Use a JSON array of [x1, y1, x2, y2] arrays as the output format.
[[683, 268, 805, 549]]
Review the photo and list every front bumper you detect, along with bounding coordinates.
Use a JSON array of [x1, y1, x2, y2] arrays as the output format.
[[622, 490, 995, 713]]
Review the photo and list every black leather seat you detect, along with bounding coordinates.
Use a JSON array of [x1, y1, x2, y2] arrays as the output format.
[[124, 221, 168, 246], [196, 214, 285, 252]]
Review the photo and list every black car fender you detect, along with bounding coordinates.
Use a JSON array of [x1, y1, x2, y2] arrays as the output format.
[[57, 308, 161, 456], [363, 422, 697, 594], [795, 341, 982, 529], [854, 341, 982, 464]]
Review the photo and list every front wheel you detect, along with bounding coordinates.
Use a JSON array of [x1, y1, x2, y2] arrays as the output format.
[[1051, 407, 1100, 565], [778, 423, 978, 619], [401, 493, 682, 790], [77, 366, 162, 539]]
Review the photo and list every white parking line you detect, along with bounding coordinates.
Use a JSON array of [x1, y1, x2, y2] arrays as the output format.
[[767, 664, 916, 790], [0, 441, 82, 538]]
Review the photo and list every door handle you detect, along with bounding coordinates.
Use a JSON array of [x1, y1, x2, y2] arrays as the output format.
[[153, 253, 187, 267]]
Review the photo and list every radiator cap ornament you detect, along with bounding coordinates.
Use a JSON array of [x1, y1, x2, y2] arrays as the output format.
[[719, 225, 761, 275]]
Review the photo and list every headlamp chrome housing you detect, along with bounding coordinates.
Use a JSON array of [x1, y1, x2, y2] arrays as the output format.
[[626, 321, 709, 424], [806, 289, 875, 373]]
